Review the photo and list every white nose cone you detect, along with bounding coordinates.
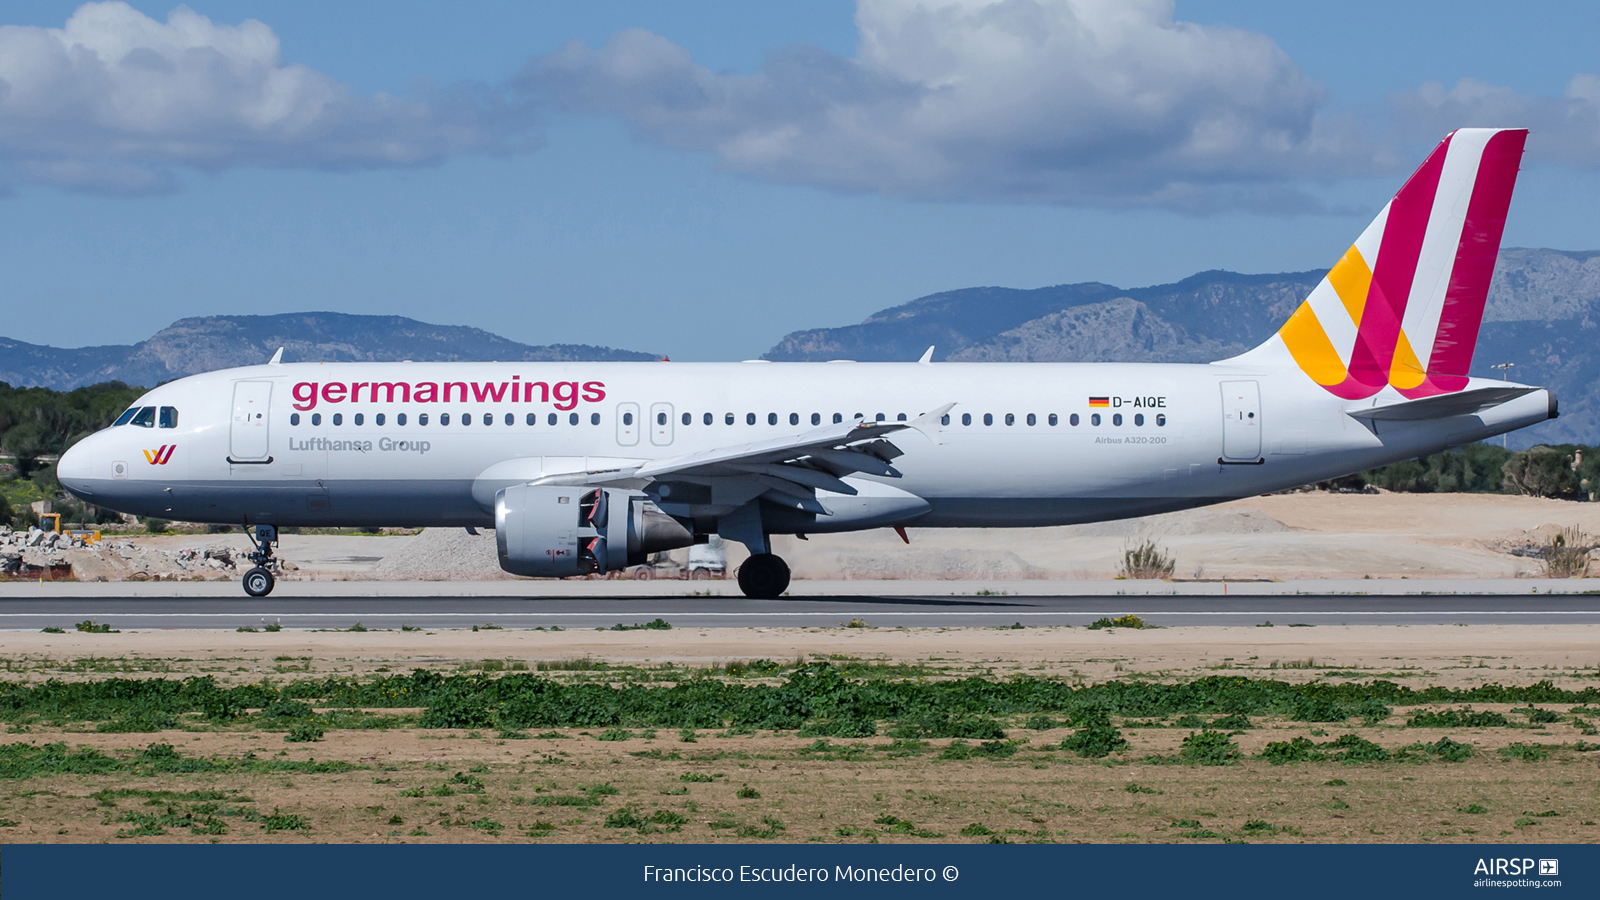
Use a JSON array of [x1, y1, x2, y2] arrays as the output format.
[[57, 440, 93, 496]]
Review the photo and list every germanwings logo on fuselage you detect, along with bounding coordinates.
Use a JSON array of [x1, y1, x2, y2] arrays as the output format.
[[1275, 128, 1526, 401], [143, 445, 175, 465], [290, 377, 607, 412]]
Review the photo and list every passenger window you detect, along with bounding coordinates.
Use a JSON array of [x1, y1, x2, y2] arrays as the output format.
[[158, 407, 179, 429], [1113, 413, 1123, 426], [961, 413, 972, 426], [1048, 414, 1058, 426], [1156, 414, 1167, 427], [505, 413, 513, 426], [725, 413, 735, 425], [1026, 413, 1036, 426], [376, 413, 386, 426], [419, 413, 428, 426], [461, 413, 470, 426], [897, 413, 907, 421], [526, 413, 535, 426], [1134, 413, 1144, 426], [354, 413, 364, 426], [789, 413, 799, 426], [768, 413, 777, 426], [114, 407, 139, 426], [290, 413, 301, 426], [746, 413, 756, 425], [984, 413, 994, 426], [1070, 413, 1079, 426], [547, 413, 557, 426], [483, 413, 491, 426], [398, 413, 407, 426], [568, 413, 579, 425], [657, 412, 667, 426], [679, 412, 688, 426], [130, 407, 156, 428], [832, 413, 842, 424], [623, 412, 634, 426], [312, 413, 322, 426], [441, 413, 451, 426], [1004, 413, 1014, 426], [332, 413, 343, 426], [590, 413, 600, 425], [875, 413, 885, 422], [700, 412, 710, 425], [811, 413, 821, 426], [1091, 414, 1100, 426], [940, 414, 950, 425]]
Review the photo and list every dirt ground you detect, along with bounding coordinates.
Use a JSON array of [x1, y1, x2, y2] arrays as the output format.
[[0, 623, 1596, 844], [1, 623, 1596, 688]]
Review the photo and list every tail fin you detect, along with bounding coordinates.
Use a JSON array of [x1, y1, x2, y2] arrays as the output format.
[[1228, 128, 1527, 399]]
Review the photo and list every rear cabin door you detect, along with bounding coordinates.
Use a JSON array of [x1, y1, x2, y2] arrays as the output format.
[[1220, 381, 1261, 461], [229, 381, 273, 461], [649, 403, 674, 446]]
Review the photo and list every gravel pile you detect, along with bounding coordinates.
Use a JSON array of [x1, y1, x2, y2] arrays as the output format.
[[371, 528, 509, 580], [0, 526, 236, 581]]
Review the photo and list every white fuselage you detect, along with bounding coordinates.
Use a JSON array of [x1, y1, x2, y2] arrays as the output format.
[[57, 359, 1553, 533]]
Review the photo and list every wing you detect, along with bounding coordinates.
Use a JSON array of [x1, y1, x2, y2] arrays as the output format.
[[533, 404, 952, 515]]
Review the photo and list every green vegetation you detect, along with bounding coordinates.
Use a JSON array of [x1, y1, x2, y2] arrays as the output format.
[[1087, 615, 1148, 630]]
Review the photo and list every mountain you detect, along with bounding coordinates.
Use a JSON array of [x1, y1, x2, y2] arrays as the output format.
[[0, 313, 658, 390], [764, 248, 1600, 447]]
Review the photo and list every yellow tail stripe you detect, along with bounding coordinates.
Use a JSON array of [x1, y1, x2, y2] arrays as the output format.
[[1278, 300, 1348, 386], [1388, 328, 1427, 389], [1327, 245, 1373, 325]]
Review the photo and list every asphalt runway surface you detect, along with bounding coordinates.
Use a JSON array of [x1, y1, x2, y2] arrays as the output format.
[[4, 594, 1600, 630]]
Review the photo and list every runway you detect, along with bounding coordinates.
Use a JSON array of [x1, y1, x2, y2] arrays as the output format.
[[5, 593, 1600, 630]]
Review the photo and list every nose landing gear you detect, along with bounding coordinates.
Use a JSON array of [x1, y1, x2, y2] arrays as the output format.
[[242, 524, 280, 597]]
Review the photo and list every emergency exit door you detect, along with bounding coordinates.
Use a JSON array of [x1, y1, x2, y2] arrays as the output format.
[[229, 381, 273, 462], [1220, 381, 1261, 461], [649, 402, 674, 446]]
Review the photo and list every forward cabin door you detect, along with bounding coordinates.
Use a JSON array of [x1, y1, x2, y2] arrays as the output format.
[[1220, 381, 1261, 461], [649, 403, 674, 446], [229, 381, 273, 462]]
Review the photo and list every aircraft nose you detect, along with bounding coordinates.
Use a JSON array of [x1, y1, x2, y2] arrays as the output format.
[[57, 439, 94, 497]]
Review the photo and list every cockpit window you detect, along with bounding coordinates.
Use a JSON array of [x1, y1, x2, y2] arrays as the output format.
[[113, 407, 140, 426], [129, 407, 156, 428], [158, 407, 178, 429]]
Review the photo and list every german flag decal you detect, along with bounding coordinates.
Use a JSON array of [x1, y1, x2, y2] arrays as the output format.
[[1088, 397, 1110, 408]]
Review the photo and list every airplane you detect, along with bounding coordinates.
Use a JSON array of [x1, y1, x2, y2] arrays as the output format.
[[57, 127, 1553, 599]]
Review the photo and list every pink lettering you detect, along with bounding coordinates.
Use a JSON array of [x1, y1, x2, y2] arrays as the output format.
[[292, 382, 318, 411]]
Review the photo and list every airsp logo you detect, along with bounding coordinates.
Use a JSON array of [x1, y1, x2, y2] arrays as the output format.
[[1473, 858, 1552, 876]]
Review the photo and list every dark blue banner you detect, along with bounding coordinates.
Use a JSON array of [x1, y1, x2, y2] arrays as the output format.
[[4, 843, 1594, 899]]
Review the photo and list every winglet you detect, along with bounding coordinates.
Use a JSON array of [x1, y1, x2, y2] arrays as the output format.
[[908, 402, 955, 445], [268, 347, 284, 365], [917, 346, 935, 365]]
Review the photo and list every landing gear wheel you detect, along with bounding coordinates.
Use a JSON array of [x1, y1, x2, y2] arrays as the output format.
[[243, 567, 275, 597], [737, 554, 790, 599]]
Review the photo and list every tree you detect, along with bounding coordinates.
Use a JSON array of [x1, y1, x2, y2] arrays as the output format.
[[1503, 446, 1582, 498]]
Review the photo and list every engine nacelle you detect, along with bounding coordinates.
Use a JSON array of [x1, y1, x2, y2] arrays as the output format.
[[495, 485, 693, 577]]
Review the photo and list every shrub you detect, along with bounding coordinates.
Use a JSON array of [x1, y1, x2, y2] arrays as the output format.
[[1407, 708, 1509, 728], [1024, 715, 1057, 730], [1087, 615, 1147, 630], [283, 723, 325, 743], [1542, 526, 1593, 579], [1180, 730, 1241, 766], [1120, 541, 1175, 579], [1499, 743, 1552, 762], [1504, 447, 1582, 499], [735, 785, 760, 799], [1059, 719, 1128, 758]]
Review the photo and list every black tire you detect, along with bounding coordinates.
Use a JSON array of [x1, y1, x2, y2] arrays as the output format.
[[243, 567, 275, 598], [736, 554, 790, 599]]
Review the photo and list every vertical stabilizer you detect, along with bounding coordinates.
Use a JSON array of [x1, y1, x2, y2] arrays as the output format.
[[1222, 128, 1527, 399]]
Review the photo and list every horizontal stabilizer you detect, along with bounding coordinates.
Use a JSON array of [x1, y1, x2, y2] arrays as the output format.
[[1345, 385, 1536, 421]]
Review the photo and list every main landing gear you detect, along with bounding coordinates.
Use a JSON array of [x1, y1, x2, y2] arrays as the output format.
[[242, 524, 280, 597], [736, 553, 790, 599]]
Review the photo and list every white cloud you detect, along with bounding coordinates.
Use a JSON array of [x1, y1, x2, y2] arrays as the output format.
[[0, 2, 526, 194], [519, 0, 1396, 212], [1391, 75, 1600, 170]]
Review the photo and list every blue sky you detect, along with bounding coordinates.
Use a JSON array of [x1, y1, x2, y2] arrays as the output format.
[[3, 1, 1599, 360]]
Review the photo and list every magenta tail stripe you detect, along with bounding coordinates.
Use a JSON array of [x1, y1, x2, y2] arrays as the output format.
[[1346, 133, 1453, 391]]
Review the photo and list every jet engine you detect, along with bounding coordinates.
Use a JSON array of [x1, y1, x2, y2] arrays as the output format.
[[495, 485, 694, 577]]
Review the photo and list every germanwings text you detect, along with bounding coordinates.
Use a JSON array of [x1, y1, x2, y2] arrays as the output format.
[[291, 378, 606, 412]]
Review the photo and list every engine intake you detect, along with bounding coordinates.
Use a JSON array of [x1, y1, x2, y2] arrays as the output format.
[[495, 485, 693, 577]]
